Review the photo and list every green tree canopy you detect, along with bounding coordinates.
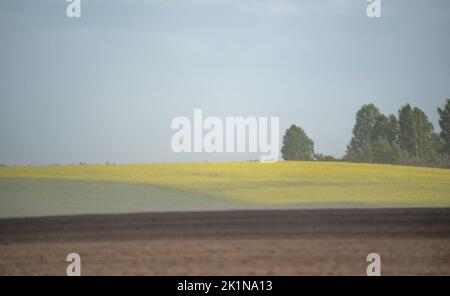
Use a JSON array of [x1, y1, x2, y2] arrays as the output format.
[[413, 107, 434, 160], [398, 104, 434, 160], [438, 99, 450, 155], [372, 138, 400, 164], [387, 114, 400, 145], [281, 124, 314, 161], [398, 104, 417, 157], [346, 103, 380, 161], [370, 114, 390, 143]]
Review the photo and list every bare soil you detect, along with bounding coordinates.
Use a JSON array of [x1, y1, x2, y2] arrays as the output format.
[[0, 208, 449, 275]]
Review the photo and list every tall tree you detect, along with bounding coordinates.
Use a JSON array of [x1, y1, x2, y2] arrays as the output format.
[[413, 107, 434, 160], [387, 114, 400, 145], [370, 114, 390, 143], [372, 137, 398, 164], [398, 104, 418, 158], [438, 99, 450, 155], [346, 104, 380, 161], [369, 114, 401, 164], [398, 104, 434, 160], [281, 124, 314, 161]]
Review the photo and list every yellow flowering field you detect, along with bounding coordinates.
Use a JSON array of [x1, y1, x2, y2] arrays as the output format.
[[1, 161, 449, 206]]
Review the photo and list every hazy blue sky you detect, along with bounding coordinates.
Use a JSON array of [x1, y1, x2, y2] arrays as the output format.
[[1, 0, 449, 165]]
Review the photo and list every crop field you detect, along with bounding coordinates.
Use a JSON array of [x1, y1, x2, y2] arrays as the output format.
[[1, 161, 450, 275], [1, 161, 450, 212]]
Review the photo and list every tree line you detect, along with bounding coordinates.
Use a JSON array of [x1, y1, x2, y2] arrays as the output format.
[[281, 99, 450, 168]]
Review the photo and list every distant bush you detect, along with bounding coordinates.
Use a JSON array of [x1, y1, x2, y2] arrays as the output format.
[[314, 154, 339, 162]]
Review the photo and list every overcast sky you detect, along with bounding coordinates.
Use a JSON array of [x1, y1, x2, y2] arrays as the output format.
[[1, 0, 449, 165]]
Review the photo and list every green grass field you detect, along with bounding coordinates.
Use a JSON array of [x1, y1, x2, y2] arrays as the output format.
[[1, 161, 449, 217]]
